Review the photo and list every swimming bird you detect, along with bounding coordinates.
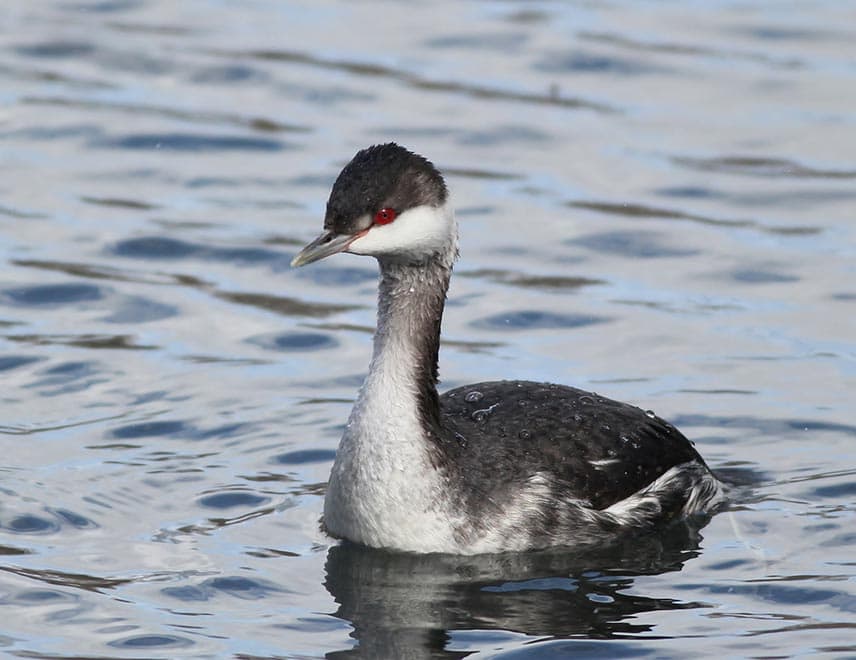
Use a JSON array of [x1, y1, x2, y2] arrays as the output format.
[[291, 143, 724, 554]]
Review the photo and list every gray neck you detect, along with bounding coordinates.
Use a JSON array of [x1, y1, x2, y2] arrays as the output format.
[[370, 256, 451, 438]]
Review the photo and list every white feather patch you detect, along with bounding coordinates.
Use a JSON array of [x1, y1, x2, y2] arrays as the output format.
[[347, 201, 457, 263]]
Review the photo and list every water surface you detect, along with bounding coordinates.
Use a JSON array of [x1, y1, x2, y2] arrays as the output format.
[[1, 1, 855, 657]]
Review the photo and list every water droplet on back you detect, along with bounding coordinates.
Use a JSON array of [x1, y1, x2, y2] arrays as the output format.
[[465, 390, 483, 403]]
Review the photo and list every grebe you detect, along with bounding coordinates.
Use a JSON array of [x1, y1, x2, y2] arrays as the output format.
[[292, 143, 723, 554]]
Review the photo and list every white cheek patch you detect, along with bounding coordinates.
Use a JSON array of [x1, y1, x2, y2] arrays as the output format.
[[347, 202, 456, 258]]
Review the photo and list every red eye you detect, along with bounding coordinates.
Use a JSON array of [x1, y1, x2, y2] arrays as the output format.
[[374, 207, 397, 225]]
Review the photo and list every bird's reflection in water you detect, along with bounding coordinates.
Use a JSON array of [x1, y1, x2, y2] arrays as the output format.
[[324, 519, 711, 658]]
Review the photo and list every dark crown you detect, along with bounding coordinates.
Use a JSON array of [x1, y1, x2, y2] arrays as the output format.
[[324, 143, 448, 235]]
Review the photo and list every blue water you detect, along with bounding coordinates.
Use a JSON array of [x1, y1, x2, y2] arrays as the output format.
[[2, 1, 855, 657]]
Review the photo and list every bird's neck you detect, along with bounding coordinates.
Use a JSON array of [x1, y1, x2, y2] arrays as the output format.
[[345, 202, 458, 450], [364, 256, 451, 437], [324, 255, 452, 537], [322, 238, 459, 549]]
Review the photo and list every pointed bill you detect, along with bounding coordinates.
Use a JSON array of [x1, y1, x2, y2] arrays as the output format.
[[291, 231, 355, 267]]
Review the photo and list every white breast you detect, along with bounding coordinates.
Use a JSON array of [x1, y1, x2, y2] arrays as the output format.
[[322, 336, 460, 552]]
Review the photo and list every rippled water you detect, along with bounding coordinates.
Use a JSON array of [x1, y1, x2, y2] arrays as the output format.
[[2, 1, 855, 657]]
